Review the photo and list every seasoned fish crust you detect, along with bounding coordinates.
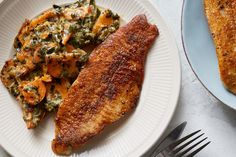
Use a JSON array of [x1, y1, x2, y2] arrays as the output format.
[[205, 0, 236, 93], [52, 14, 158, 155]]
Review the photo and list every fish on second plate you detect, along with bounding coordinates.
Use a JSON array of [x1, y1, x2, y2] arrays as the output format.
[[204, 0, 236, 94], [51, 14, 159, 155]]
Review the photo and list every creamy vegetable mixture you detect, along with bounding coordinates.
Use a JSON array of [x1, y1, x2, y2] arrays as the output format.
[[0, 0, 120, 128]]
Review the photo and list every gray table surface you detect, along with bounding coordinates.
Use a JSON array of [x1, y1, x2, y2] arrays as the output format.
[[0, 0, 236, 156]]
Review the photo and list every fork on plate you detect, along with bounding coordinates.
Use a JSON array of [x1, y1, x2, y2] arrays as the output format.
[[154, 130, 211, 157]]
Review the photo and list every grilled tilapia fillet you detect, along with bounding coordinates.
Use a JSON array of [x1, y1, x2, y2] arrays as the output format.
[[52, 14, 158, 155], [205, 0, 236, 93]]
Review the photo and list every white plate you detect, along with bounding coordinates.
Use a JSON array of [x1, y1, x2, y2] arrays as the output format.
[[0, 0, 181, 156]]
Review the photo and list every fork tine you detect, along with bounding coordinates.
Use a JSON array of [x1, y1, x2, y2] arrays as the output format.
[[169, 130, 201, 149], [175, 137, 208, 157], [186, 141, 211, 157], [172, 133, 204, 154]]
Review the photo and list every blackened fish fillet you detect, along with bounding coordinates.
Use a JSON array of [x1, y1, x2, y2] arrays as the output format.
[[52, 14, 159, 155], [205, 0, 236, 94]]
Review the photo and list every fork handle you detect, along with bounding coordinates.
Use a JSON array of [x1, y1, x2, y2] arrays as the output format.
[[153, 153, 166, 157], [155, 154, 165, 157], [151, 149, 173, 157], [150, 151, 165, 157]]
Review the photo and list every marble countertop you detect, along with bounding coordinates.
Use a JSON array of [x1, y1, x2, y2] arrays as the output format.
[[0, 0, 235, 156]]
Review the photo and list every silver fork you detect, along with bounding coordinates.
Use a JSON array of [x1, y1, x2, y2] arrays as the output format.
[[154, 130, 211, 157]]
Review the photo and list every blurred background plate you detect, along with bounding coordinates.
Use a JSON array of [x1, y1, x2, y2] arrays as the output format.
[[181, 0, 236, 110], [0, 0, 180, 156]]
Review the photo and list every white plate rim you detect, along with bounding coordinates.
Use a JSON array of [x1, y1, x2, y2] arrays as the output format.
[[0, 0, 181, 156], [129, 0, 181, 156]]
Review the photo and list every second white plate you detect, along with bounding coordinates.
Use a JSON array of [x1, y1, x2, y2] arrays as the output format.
[[182, 0, 236, 110]]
